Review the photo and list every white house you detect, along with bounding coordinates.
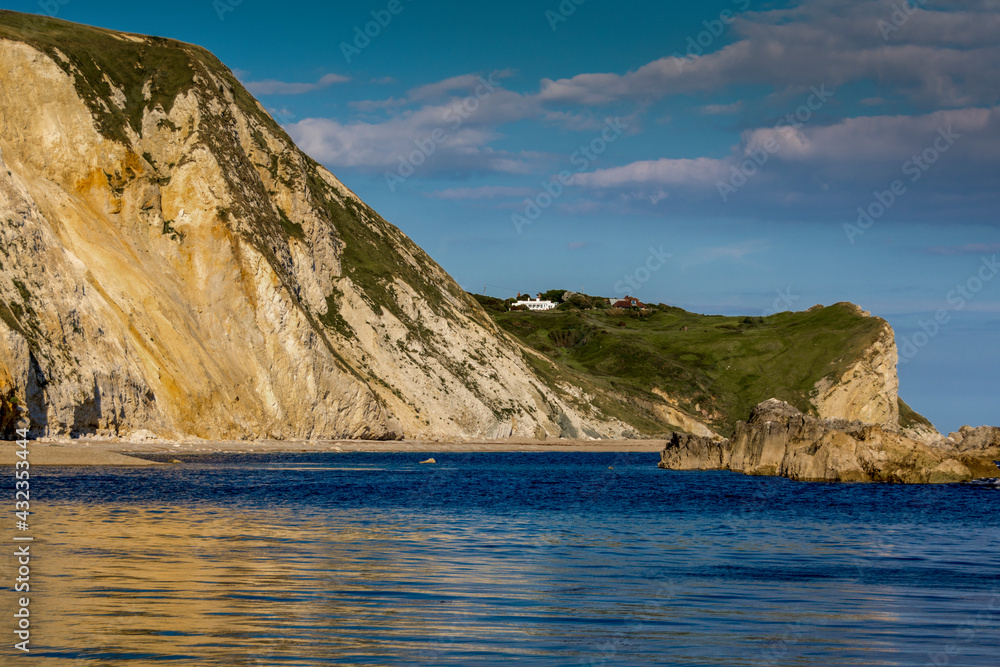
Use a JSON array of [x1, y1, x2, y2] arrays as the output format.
[[513, 293, 557, 311]]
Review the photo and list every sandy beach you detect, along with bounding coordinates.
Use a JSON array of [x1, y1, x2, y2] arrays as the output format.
[[0, 441, 163, 466], [0, 437, 665, 466]]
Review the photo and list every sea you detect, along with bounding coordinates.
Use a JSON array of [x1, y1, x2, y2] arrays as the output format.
[[6, 451, 999, 665]]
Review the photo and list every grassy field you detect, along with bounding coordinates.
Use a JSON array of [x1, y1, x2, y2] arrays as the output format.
[[489, 301, 891, 436]]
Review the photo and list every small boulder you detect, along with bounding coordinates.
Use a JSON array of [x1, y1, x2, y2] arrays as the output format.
[[420, 458, 436, 464]]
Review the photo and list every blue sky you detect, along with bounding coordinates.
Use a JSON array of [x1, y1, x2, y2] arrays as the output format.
[[9, 0, 999, 432]]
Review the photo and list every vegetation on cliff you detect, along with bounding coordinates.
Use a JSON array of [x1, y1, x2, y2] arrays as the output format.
[[486, 300, 898, 436], [0, 10, 269, 146], [898, 397, 934, 431]]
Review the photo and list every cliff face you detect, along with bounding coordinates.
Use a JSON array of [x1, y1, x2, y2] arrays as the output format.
[[811, 314, 900, 427], [659, 399, 1000, 484], [0, 13, 633, 441]]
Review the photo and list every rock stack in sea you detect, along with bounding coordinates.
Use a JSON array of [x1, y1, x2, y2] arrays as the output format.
[[659, 398, 1000, 484]]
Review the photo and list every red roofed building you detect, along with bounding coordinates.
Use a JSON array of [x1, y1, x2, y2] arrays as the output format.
[[611, 296, 645, 308]]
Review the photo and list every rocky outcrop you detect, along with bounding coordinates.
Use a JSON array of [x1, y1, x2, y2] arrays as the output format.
[[658, 432, 729, 470], [949, 425, 1000, 451], [811, 311, 900, 427], [0, 13, 637, 441], [659, 399, 1000, 484]]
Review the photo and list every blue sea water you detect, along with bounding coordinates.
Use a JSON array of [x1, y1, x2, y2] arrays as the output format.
[[7, 452, 1000, 665]]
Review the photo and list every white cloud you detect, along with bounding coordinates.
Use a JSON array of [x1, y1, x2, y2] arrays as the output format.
[[407, 69, 516, 102], [571, 107, 999, 191], [558, 105, 1000, 225], [350, 97, 410, 112], [678, 241, 769, 270], [570, 157, 730, 188], [286, 73, 548, 175], [408, 74, 491, 102], [543, 110, 607, 131], [739, 107, 996, 166], [245, 73, 349, 96], [534, 1, 1000, 109], [271, 0, 1000, 213], [267, 106, 297, 121], [287, 113, 543, 175]]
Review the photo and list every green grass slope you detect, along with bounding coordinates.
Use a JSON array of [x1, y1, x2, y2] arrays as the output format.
[[490, 302, 890, 436]]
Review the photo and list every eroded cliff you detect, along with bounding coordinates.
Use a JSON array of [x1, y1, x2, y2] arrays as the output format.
[[493, 301, 932, 438], [810, 307, 899, 427]]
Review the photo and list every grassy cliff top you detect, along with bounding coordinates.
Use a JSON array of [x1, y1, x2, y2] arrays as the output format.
[[0, 10, 281, 145], [490, 301, 890, 436]]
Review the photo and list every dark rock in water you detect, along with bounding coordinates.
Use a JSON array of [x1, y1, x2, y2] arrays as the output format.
[[659, 399, 1000, 484], [658, 433, 730, 471]]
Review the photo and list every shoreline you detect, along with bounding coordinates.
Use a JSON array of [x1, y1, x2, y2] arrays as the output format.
[[0, 437, 665, 466]]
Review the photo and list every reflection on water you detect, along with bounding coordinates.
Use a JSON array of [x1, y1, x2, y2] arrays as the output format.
[[4, 454, 999, 665], [32, 506, 537, 664]]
